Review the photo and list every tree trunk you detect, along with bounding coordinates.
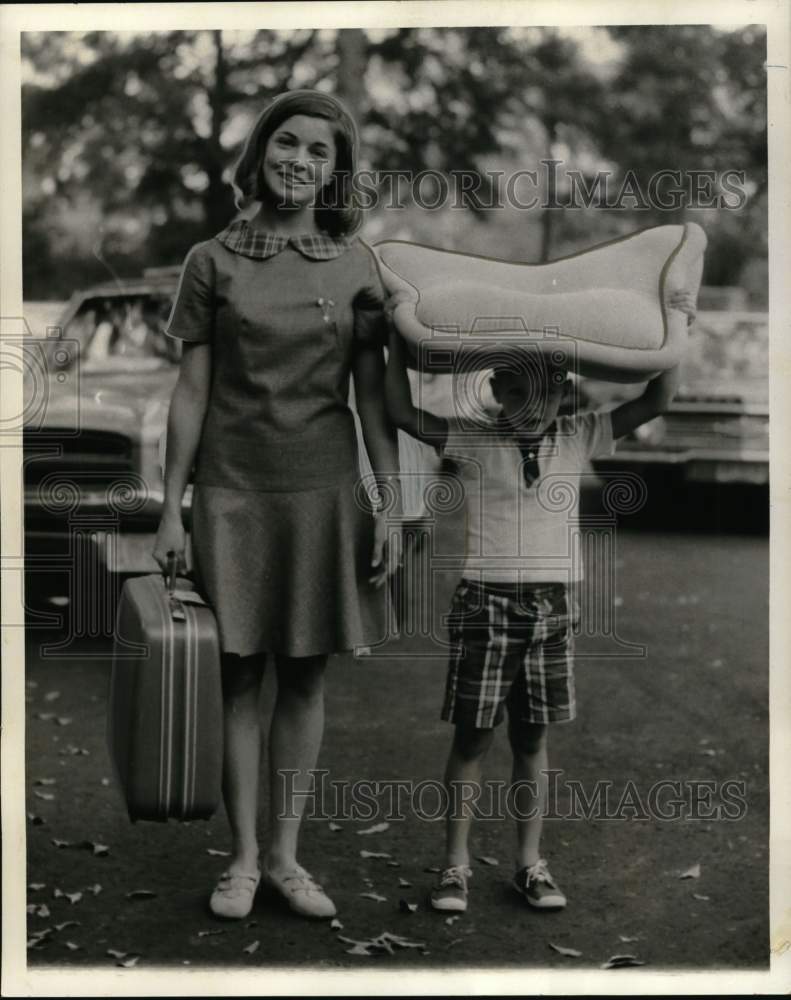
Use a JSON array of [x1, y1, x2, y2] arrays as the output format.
[[335, 29, 366, 123], [204, 29, 235, 232]]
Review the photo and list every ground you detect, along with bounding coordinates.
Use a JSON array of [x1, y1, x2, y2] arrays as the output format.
[[22, 495, 769, 975]]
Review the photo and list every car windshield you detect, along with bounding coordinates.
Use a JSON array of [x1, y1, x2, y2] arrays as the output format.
[[56, 295, 180, 371]]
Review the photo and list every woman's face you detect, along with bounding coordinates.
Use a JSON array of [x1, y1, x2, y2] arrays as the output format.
[[260, 114, 338, 208]]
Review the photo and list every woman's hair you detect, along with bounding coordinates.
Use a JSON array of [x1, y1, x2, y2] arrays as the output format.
[[232, 89, 361, 237]]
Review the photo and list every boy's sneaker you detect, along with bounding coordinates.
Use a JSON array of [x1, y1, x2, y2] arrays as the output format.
[[429, 864, 472, 912], [513, 859, 566, 910]]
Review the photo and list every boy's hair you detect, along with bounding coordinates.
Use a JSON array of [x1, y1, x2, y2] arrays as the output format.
[[231, 89, 361, 237]]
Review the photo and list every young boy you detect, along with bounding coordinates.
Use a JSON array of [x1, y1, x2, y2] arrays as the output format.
[[385, 290, 695, 913]]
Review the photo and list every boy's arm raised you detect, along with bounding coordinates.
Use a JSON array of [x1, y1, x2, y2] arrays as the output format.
[[609, 364, 682, 441], [385, 327, 449, 450], [609, 289, 695, 440]]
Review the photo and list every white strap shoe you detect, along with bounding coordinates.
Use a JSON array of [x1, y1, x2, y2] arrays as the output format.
[[209, 870, 261, 920], [263, 864, 337, 919]]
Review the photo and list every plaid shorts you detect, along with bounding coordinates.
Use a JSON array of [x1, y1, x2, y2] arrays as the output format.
[[441, 579, 579, 730]]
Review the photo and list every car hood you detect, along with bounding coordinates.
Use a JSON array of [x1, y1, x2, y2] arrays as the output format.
[[32, 367, 177, 444]]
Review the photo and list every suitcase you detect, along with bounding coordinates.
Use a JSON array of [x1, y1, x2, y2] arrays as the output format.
[[108, 562, 223, 822]]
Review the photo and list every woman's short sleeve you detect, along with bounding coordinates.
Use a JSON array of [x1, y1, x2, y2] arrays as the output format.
[[165, 243, 215, 343], [353, 243, 387, 349]]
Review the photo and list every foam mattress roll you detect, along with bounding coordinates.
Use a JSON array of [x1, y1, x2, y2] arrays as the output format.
[[375, 223, 706, 383]]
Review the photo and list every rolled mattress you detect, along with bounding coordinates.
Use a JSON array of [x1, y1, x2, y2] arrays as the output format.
[[375, 223, 706, 382]]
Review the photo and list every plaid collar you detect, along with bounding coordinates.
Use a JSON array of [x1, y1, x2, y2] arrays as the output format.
[[216, 220, 353, 260]]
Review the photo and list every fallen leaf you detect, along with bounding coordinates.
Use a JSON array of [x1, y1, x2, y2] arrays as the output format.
[[386, 860, 401, 868], [399, 900, 418, 913], [549, 942, 582, 958], [54, 921, 81, 932], [34, 791, 55, 801], [245, 921, 258, 929], [53, 887, 81, 902], [34, 778, 57, 786], [700, 748, 717, 757], [360, 850, 391, 860], [243, 940, 260, 955], [206, 848, 231, 857], [27, 904, 37, 915], [27, 813, 46, 826], [106, 949, 128, 959], [117, 956, 141, 969], [198, 929, 226, 938], [55, 717, 73, 726], [59, 745, 90, 756], [601, 954, 646, 969], [344, 942, 375, 956], [618, 934, 639, 943], [475, 855, 499, 866], [328, 822, 342, 832], [337, 932, 425, 957], [44, 691, 61, 702], [27, 680, 39, 689], [377, 931, 425, 950], [51, 839, 74, 849], [35, 904, 51, 919], [692, 892, 710, 901], [35, 712, 56, 721], [64, 941, 80, 951], [398, 877, 413, 888], [85, 884, 103, 896], [679, 863, 701, 880], [357, 822, 390, 836], [126, 889, 157, 901], [81, 841, 109, 857], [330, 918, 343, 930], [445, 915, 459, 926], [28, 883, 47, 891], [100, 778, 110, 786], [27, 934, 51, 950], [424, 866, 441, 874], [359, 891, 388, 902]]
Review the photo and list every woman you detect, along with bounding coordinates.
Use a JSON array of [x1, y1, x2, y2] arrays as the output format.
[[153, 90, 401, 921]]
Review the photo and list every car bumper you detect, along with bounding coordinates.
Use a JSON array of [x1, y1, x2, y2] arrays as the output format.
[[595, 450, 769, 485]]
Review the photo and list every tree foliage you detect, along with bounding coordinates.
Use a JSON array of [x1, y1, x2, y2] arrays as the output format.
[[21, 26, 767, 299]]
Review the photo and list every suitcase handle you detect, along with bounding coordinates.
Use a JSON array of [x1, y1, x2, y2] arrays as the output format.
[[165, 550, 178, 595]]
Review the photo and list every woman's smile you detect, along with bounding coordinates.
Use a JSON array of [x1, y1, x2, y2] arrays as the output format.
[[261, 114, 337, 207]]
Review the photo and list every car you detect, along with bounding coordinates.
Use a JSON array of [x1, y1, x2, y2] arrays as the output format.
[[22, 269, 436, 624], [583, 310, 769, 488]]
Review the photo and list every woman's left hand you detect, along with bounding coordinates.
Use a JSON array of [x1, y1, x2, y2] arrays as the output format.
[[369, 512, 403, 588]]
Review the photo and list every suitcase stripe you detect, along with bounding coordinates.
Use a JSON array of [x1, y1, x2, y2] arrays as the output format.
[[146, 574, 175, 818], [188, 606, 200, 814], [183, 603, 197, 816]]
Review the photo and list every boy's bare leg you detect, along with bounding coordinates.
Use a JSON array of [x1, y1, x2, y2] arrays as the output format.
[[509, 722, 548, 868], [444, 724, 495, 866]]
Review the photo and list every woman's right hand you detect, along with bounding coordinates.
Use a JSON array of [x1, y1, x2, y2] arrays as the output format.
[[152, 511, 187, 575]]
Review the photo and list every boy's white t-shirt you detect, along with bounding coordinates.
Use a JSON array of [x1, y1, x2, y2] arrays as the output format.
[[442, 410, 615, 584]]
